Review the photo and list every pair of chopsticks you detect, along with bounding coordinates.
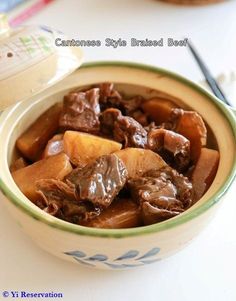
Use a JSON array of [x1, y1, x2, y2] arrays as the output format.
[[187, 40, 231, 106]]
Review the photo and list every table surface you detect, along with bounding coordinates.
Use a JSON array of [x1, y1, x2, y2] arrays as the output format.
[[1, 1, 236, 300]]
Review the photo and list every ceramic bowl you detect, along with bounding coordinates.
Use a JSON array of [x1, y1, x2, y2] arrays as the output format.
[[0, 62, 235, 270]]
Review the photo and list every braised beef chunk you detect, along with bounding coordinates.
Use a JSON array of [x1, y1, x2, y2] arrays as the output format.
[[163, 108, 207, 163], [59, 88, 100, 133], [148, 129, 190, 172], [37, 178, 77, 204], [128, 166, 192, 225], [65, 167, 83, 183], [163, 108, 183, 130], [99, 83, 123, 111], [100, 108, 147, 148], [36, 179, 100, 224], [99, 108, 122, 137], [145, 167, 193, 208], [130, 109, 148, 126], [141, 202, 180, 225], [120, 96, 143, 115], [118, 96, 149, 126], [144, 122, 159, 132], [99, 83, 140, 112], [67, 154, 128, 208], [99, 83, 148, 125], [114, 115, 147, 148]]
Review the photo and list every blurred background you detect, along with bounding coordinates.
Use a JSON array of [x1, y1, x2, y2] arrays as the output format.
[[1, 0, 236, 86]]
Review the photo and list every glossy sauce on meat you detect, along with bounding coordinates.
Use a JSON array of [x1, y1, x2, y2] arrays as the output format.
[[60, 88, 100, 133], [67, 154, 128, 208], [128, 166, 192, 225]]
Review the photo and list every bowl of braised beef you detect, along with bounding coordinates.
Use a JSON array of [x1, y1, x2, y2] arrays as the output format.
[[0, 62, 235, 269]]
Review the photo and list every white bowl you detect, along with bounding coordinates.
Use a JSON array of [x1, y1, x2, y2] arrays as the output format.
[[0, 62, 235, 270]]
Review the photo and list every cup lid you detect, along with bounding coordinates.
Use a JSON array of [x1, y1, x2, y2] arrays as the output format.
[[0, 14, 84, 111]]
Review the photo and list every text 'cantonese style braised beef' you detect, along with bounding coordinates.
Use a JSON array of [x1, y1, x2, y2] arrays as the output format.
[[12, 83, 219, 228]]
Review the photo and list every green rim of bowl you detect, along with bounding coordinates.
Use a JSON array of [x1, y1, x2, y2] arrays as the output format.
[[0, 61, 235, 238]]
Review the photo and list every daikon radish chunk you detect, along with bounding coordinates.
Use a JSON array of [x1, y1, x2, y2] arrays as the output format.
[[63, 131, 122, 167], [191, 148, 219, 201], [16, 103, 62, 161], [12, 153, 72, 202], [115, 148, 167, 178], [82, 199, 142, 229], [176, 111, 207, 163], [10, 157, 28, 172], [142, 98, 177, 124]]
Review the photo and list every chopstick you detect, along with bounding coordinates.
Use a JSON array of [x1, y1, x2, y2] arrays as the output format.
[[9, 0, 55, 27], [187, 40, 231, 106]]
